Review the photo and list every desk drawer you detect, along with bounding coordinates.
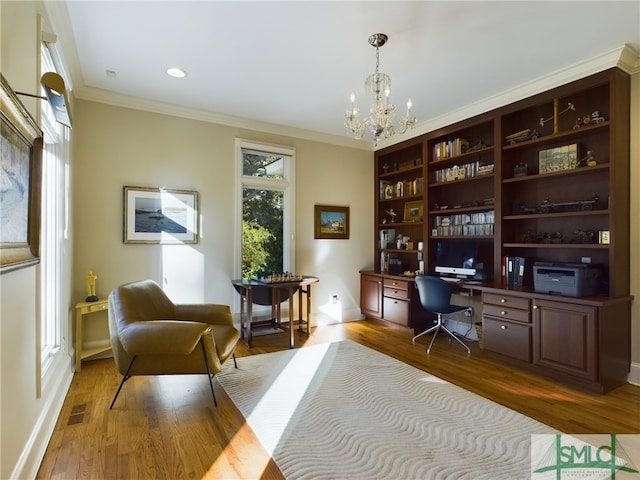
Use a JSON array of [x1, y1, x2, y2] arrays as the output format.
[[483, 316, 531, 362], [383, 297, 409, 326], [383, 286, 410, 300], [87, 302, 108, 313], [483, 292, 529, 311], [383, 278, 410, 290], [483, 304, 530, 323]]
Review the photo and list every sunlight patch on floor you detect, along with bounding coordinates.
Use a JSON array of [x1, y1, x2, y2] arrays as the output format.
[[204, 343, 332, 478], [245, 343, 331, 454]]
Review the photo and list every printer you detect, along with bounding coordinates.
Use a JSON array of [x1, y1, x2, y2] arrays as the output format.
[[533, 262, 602, 297]]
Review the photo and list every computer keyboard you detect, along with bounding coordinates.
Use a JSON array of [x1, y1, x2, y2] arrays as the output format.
[[441, 277, 461, 283]]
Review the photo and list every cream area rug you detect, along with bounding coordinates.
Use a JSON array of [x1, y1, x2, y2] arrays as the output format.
[[216, 340, 558, 479]]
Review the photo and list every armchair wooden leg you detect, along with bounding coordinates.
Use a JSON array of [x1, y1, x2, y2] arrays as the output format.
[[109, 355, 136, 409], [200, 340, 218, 407]]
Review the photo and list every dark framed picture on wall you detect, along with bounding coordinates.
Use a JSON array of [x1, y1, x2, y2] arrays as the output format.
[[0, 74, 43, 274], [123, 186, 199, 244], [314, 205, 349, 239]]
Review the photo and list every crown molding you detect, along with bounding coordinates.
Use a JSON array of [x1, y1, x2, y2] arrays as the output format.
[[73, 85, 372, 151], [378, 45, 639, 150]]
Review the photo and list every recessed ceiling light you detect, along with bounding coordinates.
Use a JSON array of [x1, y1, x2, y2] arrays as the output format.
[[166, 67, 187, 78]]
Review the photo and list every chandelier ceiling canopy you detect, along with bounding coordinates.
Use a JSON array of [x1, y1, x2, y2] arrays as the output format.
[[344, 33, 416, 147]]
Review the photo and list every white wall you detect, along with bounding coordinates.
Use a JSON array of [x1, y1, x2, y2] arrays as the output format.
[[71, 99, 373, 334]]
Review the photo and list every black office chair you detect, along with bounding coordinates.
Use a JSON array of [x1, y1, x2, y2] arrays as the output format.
[[412, 276, 470, 355]]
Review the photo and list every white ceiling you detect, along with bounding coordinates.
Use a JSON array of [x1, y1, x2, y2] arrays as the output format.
[[47, 1, 640, 149]]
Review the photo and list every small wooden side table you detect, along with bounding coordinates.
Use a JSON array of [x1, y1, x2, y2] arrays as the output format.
[[74, 298, 110, 371]]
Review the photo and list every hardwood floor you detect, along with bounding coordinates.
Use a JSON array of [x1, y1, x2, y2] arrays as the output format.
[[37, 318, 640, 479]]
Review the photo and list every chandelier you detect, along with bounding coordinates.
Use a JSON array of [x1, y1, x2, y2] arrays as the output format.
[[344, 33, 416, 146]]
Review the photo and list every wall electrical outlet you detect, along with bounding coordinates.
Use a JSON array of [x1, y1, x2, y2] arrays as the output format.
[[332, 295, 338, 304]]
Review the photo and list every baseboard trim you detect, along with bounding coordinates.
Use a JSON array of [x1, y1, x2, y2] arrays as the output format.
[[628, 362, 640, 386], [11, 353, 73, 480], [315, 307, 364, 326]]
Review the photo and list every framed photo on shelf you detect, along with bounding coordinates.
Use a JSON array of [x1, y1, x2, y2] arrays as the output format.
[[538, 144, 578, 174], [403, 200, 423, 222], [1, 74, 43, 274], [123, 186, 199, 244], [314, 205, 349, 239]]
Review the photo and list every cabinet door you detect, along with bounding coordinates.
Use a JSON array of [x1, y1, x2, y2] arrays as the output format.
[[361, 275, 382, 319], [533, 299, 597, 381]]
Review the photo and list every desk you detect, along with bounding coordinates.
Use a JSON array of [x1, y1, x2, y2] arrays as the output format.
[[74, 299, 110, 371], [232, 276, 319, 348]]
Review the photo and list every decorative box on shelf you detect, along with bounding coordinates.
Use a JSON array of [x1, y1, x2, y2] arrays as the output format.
[[514, 162, 528, 177]]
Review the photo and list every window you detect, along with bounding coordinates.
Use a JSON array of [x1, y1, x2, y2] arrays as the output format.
[[235, 140, 295, 287], [39, 43, 68, 378]]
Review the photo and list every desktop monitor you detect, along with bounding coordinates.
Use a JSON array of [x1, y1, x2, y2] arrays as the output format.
[[434, 240, 481, 279]]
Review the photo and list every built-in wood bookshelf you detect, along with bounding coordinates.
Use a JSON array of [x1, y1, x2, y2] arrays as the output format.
[[362, 68, 631, 392]]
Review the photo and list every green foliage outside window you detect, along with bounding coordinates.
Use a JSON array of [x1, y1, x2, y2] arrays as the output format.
[[241, 151, 285, 279]]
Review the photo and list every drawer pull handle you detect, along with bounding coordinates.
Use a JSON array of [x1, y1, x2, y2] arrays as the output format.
[[533, 305, 538, 309], [500, 298, 507, 303], [501, 311, 507, 315], [501, 325, 508, 330], [392, 282, 397, 286]]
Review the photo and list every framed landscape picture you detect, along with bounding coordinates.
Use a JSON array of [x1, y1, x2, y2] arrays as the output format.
[[314, 205, 349, 239], [1, 74, 43, 274], [123, 186, 199, 244]]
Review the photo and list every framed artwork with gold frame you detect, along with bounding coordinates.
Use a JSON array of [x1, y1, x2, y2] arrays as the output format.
[[403, 201, 423, 222], [314, 205, 349, 239], [1, 74, 43, 274]]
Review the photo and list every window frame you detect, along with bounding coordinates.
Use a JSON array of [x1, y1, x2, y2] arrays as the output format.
[[234, 139, 295, 310], [38, 41, 69, 387]]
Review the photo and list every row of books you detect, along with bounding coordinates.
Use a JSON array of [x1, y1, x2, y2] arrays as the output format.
[[433, 161, 494, 184], [502, 256, 531, 287], [433, 223, 494, 236], [379, 177, 424, 200], [434, 210, 495, 227], [433, 138, 469, 161], [380, 252, 403, 274]]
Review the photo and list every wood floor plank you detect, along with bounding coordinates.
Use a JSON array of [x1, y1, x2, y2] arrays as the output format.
[[36, 319, 640, 479]]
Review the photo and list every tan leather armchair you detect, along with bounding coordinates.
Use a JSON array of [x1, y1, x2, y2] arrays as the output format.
[[108, 279, 240, 409]]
